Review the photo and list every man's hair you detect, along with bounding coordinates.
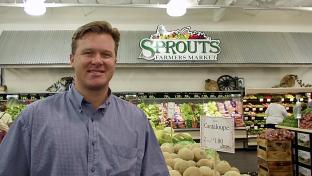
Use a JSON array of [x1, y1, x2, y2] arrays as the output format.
[[71, 21, 120, 56]]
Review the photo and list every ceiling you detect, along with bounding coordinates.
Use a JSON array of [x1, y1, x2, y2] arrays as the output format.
[[0, 0, 311, 8], [0, 0, 312, 29]]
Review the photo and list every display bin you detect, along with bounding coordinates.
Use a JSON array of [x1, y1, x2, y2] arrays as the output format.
[[257, 138, 292, 161], [258, 165, 293, 176], [258, 158, 293, 175]]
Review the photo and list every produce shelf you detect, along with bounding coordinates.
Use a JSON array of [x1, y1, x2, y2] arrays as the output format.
[[277, 126, 312, 134], [245, 88, 312, 94]]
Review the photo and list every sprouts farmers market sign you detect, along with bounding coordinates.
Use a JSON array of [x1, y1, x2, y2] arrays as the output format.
[[139, 25, 221, 61]]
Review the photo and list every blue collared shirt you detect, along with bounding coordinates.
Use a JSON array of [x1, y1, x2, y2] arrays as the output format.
[[0, 86, 169, 176]]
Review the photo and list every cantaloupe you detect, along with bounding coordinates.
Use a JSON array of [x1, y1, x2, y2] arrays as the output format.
[[223, 170, 241, 176], [183, 166, 202, 176], [174, 160, 189, 174], [197, 159, 215, 169], [215, 160, 231, 175], [169, 170, 182, 176], [192, 148, 207, 161], [166, 159, 175, 169], [199, 166, 212, 176], [177, 148, 194, 161]]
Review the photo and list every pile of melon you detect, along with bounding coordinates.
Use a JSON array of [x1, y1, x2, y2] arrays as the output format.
[[161, 142, 241, 176]]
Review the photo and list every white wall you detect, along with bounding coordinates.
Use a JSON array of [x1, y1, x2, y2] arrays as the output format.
[[1, 6, 312, 93], [4, 67, 312, 93]]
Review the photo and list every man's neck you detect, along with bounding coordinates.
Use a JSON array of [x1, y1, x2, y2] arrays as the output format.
[[74, 84, 109, 109]]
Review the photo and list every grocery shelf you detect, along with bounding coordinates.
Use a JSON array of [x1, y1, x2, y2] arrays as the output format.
[[245, 88, 312, 94], [277, 125, 312, 134]]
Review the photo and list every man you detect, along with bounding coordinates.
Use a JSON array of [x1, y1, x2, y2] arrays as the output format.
[[0, 21, 169, 176]]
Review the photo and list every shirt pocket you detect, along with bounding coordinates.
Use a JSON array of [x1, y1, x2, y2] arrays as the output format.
[[110, 144, 139, 176]]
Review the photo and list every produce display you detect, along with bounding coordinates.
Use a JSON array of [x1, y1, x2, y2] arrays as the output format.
[[161, 142, 242, 176], [243, 93, 308, 134], [5, 99, 27, 121], [138, 100, 244, 129], [258, 129, 294, 141], [300, 108, 312, 129], [280, 114, 298, 128]]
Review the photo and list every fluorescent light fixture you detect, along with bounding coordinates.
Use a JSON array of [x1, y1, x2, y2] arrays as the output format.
[[24, 0, 46, 16], [166, 0, 187, 17]]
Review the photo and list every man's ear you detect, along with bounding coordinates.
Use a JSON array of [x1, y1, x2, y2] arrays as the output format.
[[70, 54, 74, 66]]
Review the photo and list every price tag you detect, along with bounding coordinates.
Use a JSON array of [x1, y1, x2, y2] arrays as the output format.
[[254, 126, 258, 130], [252, 116, 256, 120], [259, 108, 263, 111], [267, 98, 271, 102], [281, 98, 284, 102], [245, 108, 249, 111], [252, 108, 256, 111], [259, 98, 264, 102], [243, 99, 247, 102], [251, 124, 254, 127], [175, 94, 182, 98], [264, 116, 267, 119], [290, 98, 294, 102], [260, 124, 264, 128], [244, 116, 249, 120], [167, 102, 175, 119], [286, 107, 289, 110], [300, 98, 304, 102]]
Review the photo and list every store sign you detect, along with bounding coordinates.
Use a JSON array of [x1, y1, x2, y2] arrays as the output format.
[[200, 116, 235, 153], [139, 25, 221, 61]]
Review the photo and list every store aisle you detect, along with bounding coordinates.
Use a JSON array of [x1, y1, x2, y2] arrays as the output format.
[[219, 149, 258, 174]]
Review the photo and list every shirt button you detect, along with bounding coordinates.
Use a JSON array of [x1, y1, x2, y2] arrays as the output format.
[[91, 167, 95, 172], [91, 118, 94, 122]]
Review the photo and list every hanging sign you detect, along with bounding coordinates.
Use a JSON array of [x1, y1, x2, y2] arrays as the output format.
[[139, 25, 221, 61], [200, 116, 235, 153]]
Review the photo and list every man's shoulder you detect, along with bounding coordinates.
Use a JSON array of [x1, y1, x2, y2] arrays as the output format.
[[28, 92, 67, 110], [110, 95, 144, 115]]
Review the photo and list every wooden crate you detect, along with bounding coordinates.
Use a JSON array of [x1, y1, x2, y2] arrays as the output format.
[[258, 158, 293, 171], [257, 138, 292, 161], [258, 166, 293, 176]]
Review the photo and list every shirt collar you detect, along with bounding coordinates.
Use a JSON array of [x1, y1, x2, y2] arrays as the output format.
[[68, 84, 112, 112]]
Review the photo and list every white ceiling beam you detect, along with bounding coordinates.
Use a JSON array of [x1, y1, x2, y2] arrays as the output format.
[[212, 0, 234, 22]]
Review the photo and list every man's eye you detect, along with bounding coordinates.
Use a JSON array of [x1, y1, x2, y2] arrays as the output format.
[[102, 53, 113, 58]]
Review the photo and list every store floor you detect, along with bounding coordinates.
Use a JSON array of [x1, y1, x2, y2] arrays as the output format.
[[219, 148, 258, 174]]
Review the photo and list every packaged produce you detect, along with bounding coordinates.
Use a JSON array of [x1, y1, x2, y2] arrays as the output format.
[[259, 129, 294, 141], [300, 108, 312, 129]]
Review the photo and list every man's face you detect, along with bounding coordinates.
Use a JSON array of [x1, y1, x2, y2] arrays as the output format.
[[70, 33, 116, 91]]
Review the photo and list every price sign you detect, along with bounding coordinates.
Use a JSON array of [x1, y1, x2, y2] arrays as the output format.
[[260, 124, 264, 128], [300, 98, 304, 102], [243, 99, 247, 102], [259, 98, 264, 102], [252, 108, 256, 111], [167, 102, 175, 119], [281, 98, 284, 102], [254, 126, 258, 130], [175, 94, 182, 98], [245, 108, 249, 111], [244, 116, 249, 120], [290, 98, 294, 102], [259, 108, 263, 111], [267, 99, 271, 102], [286, 107, 289, 110], [252, 116, 256, 120], [200, 116, 235, 153]]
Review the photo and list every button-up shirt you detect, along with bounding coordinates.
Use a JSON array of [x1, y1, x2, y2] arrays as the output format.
[[0, 86, 169, 176]]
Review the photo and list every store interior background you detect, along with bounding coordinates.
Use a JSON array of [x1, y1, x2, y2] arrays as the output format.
[[1, 1, 312, 173], [1, 1, 312, 92]]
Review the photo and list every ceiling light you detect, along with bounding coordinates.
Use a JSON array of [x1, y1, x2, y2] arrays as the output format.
[[24, 0, 46, 16], [166, 0, 187, 17]]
